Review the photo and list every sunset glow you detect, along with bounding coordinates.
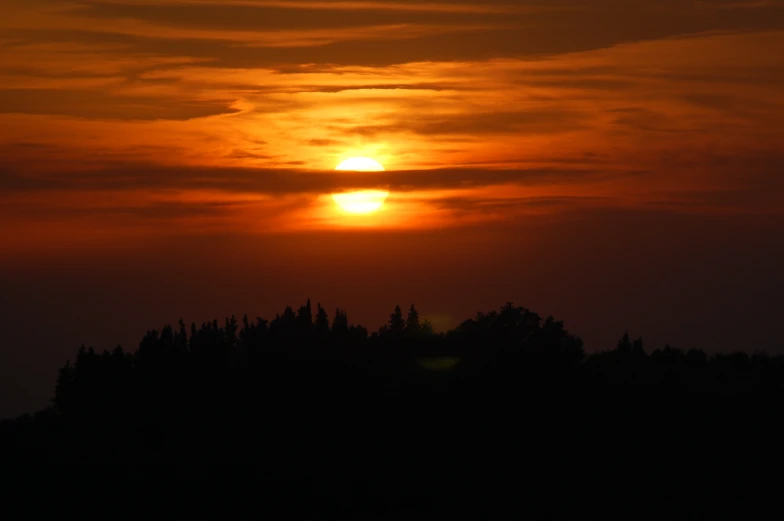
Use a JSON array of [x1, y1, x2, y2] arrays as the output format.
[[331, 157, 388, 214], [335, 158, 386, 172], [2, 0, 784, 421], [331, 190, 390, 215]]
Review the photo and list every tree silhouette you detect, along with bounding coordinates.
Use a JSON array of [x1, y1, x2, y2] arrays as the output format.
[[405, 305, 421, 337], [618, 331, 632, 352], [297, 298, 313, 333], [315, 302, 330, 338], [2, 298, 782, 519], [332, 308, 349, 337], [386, 305, 405, 337]]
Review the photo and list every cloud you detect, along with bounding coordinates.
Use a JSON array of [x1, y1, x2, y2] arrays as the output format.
[[336, 108, 589, 137], [609, 108, 687, 134], [427, 194, 615, 218], [5, 150, 777, 210], [0, 163, 605, 194], [0, 89, 240, 120], [0, 2, 783, 239], [703, 0, 784, 9], [3, 1, 782, 70], [308, 139, 344, 147]]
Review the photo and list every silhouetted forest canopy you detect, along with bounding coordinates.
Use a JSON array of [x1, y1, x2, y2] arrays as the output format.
[[3, 300, 783, 517]]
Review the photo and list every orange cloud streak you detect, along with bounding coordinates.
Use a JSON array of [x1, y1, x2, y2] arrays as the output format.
[[1, 1, 783, 254]]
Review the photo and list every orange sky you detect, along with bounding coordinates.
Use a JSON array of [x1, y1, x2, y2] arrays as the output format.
[[2, 1, 784, 250], [1, 0, 783, 416]]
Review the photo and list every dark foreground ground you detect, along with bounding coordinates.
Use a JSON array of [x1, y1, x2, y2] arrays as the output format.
[[2, 305, 783, 517]]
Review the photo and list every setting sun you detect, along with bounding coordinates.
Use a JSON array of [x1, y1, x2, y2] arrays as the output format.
[[335, 157, 385, 172], [331, 190, 389, 215], [332, 157, 389, 214]]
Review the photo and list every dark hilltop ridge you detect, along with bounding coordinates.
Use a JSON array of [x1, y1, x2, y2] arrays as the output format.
[[3, 300, 783, 517]]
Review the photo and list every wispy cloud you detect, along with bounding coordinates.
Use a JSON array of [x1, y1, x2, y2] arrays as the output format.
[[1, 1, 783, 249]]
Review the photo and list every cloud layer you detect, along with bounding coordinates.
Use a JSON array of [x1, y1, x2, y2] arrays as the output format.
[[1, 0, 783, 250]]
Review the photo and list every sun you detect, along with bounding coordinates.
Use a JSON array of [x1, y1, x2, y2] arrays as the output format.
[[335, 157, 385, 172], [332, 157, 389, 215], [331, 189, 389, 214]]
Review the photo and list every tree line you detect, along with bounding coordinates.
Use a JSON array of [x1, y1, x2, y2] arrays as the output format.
[[2, 299, 783, 517]]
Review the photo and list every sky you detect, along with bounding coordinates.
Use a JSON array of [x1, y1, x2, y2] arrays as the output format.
[[1, 0, 784, 416]]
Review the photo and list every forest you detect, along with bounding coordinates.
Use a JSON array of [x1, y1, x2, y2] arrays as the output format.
[[2, 300, 782, 517]]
